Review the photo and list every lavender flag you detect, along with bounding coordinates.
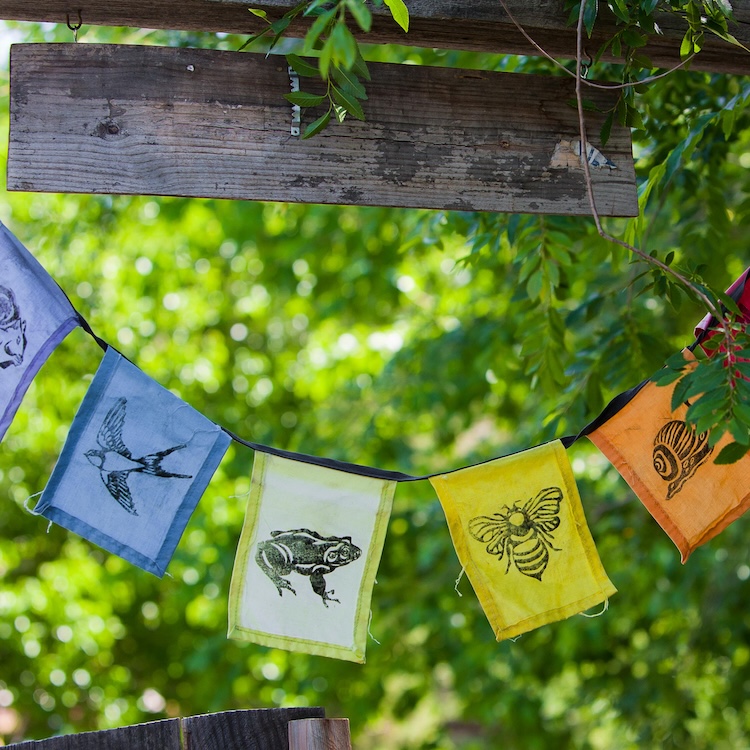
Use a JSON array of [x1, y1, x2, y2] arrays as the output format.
[[34, 348, 231, 576], [0, 222, 80, 441]]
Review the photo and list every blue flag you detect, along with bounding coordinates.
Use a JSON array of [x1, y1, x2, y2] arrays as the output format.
[[0, 221, 79, 441], [35, 348, 231, 576]]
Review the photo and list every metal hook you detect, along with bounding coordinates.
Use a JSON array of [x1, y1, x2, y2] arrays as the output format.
[[66, 10, 83, 42], [288, 65, 301, 137], [580, 48, 593, 79]]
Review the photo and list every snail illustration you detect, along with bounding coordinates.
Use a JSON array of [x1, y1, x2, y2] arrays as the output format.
[[652, 420, 712, 500]]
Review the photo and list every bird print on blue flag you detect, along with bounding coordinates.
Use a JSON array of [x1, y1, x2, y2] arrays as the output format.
[[84, 397, 192, 515]]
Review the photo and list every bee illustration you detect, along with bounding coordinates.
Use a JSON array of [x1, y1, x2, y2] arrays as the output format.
[[468, 487, 563, 581]]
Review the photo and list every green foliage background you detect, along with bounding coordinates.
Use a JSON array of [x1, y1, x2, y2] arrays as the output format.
[[1, 16, 750, 749]]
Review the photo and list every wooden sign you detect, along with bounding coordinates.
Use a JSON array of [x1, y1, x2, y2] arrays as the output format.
[[8, 44, 637, 216], [0, 1, 747, 75]]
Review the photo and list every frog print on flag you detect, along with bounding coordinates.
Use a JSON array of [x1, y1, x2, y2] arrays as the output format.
[[256, 529, 361, 606]]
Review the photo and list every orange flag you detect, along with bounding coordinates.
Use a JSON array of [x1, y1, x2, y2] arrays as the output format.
[[589, 354, 750, 561]]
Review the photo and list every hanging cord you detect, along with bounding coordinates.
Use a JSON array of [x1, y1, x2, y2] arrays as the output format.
[[454, 567, 466, 597], [23, 491, 43, 515], [367, 610, 381, 644], [579, 598, 609, 618]]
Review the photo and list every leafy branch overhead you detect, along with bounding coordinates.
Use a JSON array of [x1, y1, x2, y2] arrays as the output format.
[[244, 0, 409, 137], [564, 0, 744, 144]]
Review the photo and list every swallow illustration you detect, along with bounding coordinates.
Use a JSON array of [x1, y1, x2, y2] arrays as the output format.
[[84, 397, 192, 515]]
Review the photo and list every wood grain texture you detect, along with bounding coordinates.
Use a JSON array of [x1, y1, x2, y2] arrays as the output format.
[[182, 708, 326, 750], [0, 0, 748, 74], [8, 44, 637, 216], [5, 719, 181, 750], [288, 719, 352, 750], [5, 710, 326, 749]]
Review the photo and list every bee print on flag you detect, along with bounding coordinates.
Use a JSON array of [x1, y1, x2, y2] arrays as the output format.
[[469, 487, 563, 581]]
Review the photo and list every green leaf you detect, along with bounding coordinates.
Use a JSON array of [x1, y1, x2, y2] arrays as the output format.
[[331, 84, 366, 120], [583, 0, 598, 37], [330, 22, 359, 69], [651, 368, 685, 386], [249, 8, 268, 19], [714, 441, 750, 464], [352, 53, 372, 81], [302, 110, 332, 139], [600, 110, 614, 147], [622, 28, 647, 48], [383, 0, 410, 31], [319, 35, 335, 79], [526, 269, 544, 300], [286, 53, 320, 77], [269, 16, 291, 35], [346, 0, 373, 32], [304, 7, 336, 52], [332, 66, 367, 100], [670, 374, 693, 411], [609, 0, 629, 23], [284, 92, 327, 107], [237, 32, 267, 52]]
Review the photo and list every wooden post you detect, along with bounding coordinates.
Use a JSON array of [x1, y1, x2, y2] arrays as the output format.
[[288, 719, 352, 750], [182, 708, 325, 750], [8, 44, 637, 217]]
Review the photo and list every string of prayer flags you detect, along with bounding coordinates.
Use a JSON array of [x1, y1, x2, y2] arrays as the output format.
[[588, 350, 750, 562], [228, 451, 395, 663], [429, 440, 616, 642], [0, 221, 80, 441], [33, 347, 231, 577]]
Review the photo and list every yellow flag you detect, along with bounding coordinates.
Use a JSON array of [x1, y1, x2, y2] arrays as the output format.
[[430, 440, 615, 641], [589, 352, 750, 562]]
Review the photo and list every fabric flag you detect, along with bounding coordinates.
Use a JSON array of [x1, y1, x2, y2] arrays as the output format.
[[588, 352, 750, 562], [694, 266, 750, 346], [429, 440, 615, 642], [228, 451, 395, 663], [34, 347, 231, 577], [0, 221, 80, 441]]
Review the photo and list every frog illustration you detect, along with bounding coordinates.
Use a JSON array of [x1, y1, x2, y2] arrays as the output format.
[[255, 528, 361, 606]]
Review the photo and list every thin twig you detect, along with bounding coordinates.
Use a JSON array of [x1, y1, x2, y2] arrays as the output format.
[[572, 0, 727, 330], [498, 0, 695, 90]]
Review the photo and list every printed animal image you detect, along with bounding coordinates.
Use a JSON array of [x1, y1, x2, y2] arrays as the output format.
[[653, 419, 713, 500], [256, 529, 361, 606], [468, 487, 563, 581], [0, 285, 27, 369], [84, 397, 192, 515]]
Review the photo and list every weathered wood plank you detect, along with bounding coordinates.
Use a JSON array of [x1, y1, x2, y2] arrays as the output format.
[[182, 708, 326, 750], [8, 44, 637, 217], [288, 719, 352, 750], [5, 718, 181, 749], [0, 1, 748, 74]]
